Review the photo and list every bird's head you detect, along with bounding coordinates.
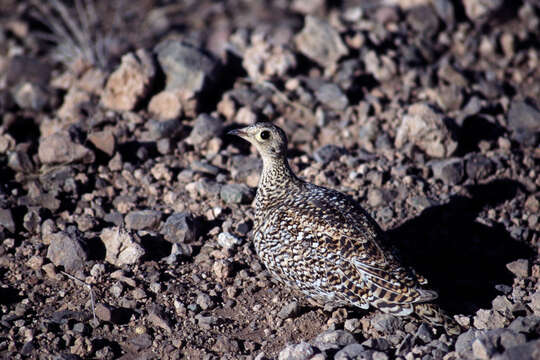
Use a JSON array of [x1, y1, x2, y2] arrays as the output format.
[[228, 122, 288, 160]]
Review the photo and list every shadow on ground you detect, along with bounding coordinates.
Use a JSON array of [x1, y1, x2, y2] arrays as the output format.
[[388, 179, 534, 315]]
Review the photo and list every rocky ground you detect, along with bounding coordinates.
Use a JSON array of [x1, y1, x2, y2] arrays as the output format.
[[0, 0, 539, 359]]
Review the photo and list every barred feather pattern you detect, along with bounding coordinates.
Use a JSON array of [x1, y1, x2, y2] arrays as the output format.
[[231, 122, 460, 334]]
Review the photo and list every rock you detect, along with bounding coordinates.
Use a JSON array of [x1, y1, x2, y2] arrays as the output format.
[[0, 208, 15, 233], [8, 151, 35, 173], [11, 82, 48, 111], [497, 339, 540, 360], [147, 118, 182, 140], [57, 87, 90, 121], [364, 51, 397, 82], [101, 49, 155, 111], [220, 184, 253, 204], [100, 227, 145, 266], [295, 15, 348, 70], [432, 0, 455, 25], [213, 259, 233, 280], [154, 40, 219, 94], [217, 232, 243, 250], [161, 212, 197, 243], [278, 342, 316, 360], [125, 210, 162, 231], [508, 316, 540, 335], [472, 338, 496, 359], [38, 131, 94, 164], [186, 114, 223, 145], [196, 292, 215, 310], [463, 0, 503, 21], [430, 158, 465, 185], [148, 91, 183, 120], [474, 309, 509, 329], [507, 100, 540, 146], [371, 314, 403, 334], [395, 103, 458, 158], [416, 323, 434, 344], [313, 144, 345, 164], [466, 154, 495, 180], [88, 130, 116, 156], [506, 259, 529, 278], [243, 39, 297, 81], [312, 330, 357, 351], [530, 290, 540, 315], [406, 5, 440, 36], [277, 301, 300, 319], [46, 232, 88, 273], [315, 83, 349, 111], [335, 345, 387, 360]]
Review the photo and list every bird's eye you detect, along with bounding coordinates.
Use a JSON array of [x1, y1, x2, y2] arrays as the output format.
[[259, 130, 270, 140]]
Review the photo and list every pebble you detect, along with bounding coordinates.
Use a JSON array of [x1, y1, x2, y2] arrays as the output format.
[[88, 130, 116, 156], [46, 231, 88, 273], [315, 83, 349, 111], [148, 90, 182, 120], [313, 144, 344, 164], [161, 212, 198, 243], [506, 259, 529, 278], [38, 131, 94, 165], [0, 209, 15, 233], [11, 82, 48, 111], [124, 210, 162, 231], [507, 100, 540, 146], [294, 15, 348, 69], [277, 301, 300, 319], [371, 314, 403, 334], [430, 158, 465, 185], [463, 0, 503, 21], [101, 50, 155, 111], [100, 227, 145, 266], [186, 113, 223, 145], [278, 342, 316, 360], [154, 40, 219, 94], [465, 154, 495, 180], [220, 184, 253, 204], [217, 232, 242, 250], [312, 330, 357, 351]]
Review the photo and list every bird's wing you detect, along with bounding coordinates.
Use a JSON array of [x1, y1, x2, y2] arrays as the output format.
[[288, 184, 437, 307]]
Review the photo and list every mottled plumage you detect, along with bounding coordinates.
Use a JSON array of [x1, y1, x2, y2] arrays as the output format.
[[229, 122, 460, 335]]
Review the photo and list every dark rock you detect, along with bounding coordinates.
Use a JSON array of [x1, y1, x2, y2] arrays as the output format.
[[88, 130, 116, 156], [0, 209, 15, 233], [407, 5, 440, 36], [315, 83, 349, 111], [186, 114, 223, 145], [430, 158, 465, 185], [416, 323, 433, 343], [313, 144, 345, 164], [161, 212, 197, 243], [371, 314, 403, 334], [497, 339, 540, 360], [154, 40, 219, 94], [466, 154, 495, 180], [8, 151, 35, 173], [125, 210, 162, 231], [432, 0, 455, 25], [46, 232, 88, 273], [334, 344, 371, 360], [128, 333, 153, 351], [147, 118, 182, 140], [220, 184, 254, 204], [507, 100, 540, 146], [508, 316, 540, 335]]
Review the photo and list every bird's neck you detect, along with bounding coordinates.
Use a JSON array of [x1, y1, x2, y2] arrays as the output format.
[[256, 156, 302, 207]]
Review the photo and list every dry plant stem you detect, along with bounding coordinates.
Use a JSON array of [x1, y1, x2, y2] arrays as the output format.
[[61, 271, 97, 324]]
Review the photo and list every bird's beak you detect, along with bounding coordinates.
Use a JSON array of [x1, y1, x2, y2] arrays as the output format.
[[227, 128, 248, 138]]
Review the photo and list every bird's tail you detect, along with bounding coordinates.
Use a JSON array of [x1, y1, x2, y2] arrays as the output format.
[[413, 303, 462, 335]]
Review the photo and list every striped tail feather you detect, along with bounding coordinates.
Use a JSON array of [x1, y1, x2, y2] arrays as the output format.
[[413, 303, 462, 335]]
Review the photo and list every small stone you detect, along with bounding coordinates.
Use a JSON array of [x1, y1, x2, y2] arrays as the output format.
[[498, 339, 540, 360], [312, 330, 357, 351], [313, 144, 344, 164], [466, 154, 495, 180], [395, 103, 458, 158], [147, 304, 172, 333], [277, 301, 300, 319], [509, 316, 540, 335], [371, 314, 403, 334], [474, 309, 509, 329], [220, 184, 253, 204], [529, 290, 540, 315], [38, 131, 94, 164], [0, 208, 15, 233], [154, 40, 219, 94], [196, 293, 215, 310], [213, 259, 233, 280], [367, 188, 384, 207], [344, 318, 362, 333], [125, 210, 161, 231], [88, 130, 116, 156], [148, 90, 182, 120], [57, 87, 90, 121], [463, 0, 503, 21], [23, 210, 40, 233], [506, 259, 529, 278], [161, 212, 197, 243], [11, 82, 48, 111], [186, 114, 223, 145], [100, 227, 145, 266], [315, 83, 349, 111], [147, 118, 182, 140], [472, 338, 496, 360], [26, 255, 44, 270], [507, 100, 540, 146], [295, 16, 348, 70], [217, 232, 243, 250], [416, 323, 433, 343], [431, 158, 465, 185], [101, 50, 155, 111], [278, 342, 315, 360], [46, 231, 88, 273]]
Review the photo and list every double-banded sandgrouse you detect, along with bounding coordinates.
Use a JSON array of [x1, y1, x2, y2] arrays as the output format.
[[228, 122, 460, 335]]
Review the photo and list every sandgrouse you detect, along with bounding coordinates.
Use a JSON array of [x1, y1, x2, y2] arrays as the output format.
[[228, 122, 460, 335]]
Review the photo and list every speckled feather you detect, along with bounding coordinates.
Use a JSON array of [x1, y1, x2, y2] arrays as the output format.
[[229, 122, 460, 334]]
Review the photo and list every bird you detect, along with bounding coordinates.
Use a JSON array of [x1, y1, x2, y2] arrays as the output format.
[[228, 122, 461, 335]]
